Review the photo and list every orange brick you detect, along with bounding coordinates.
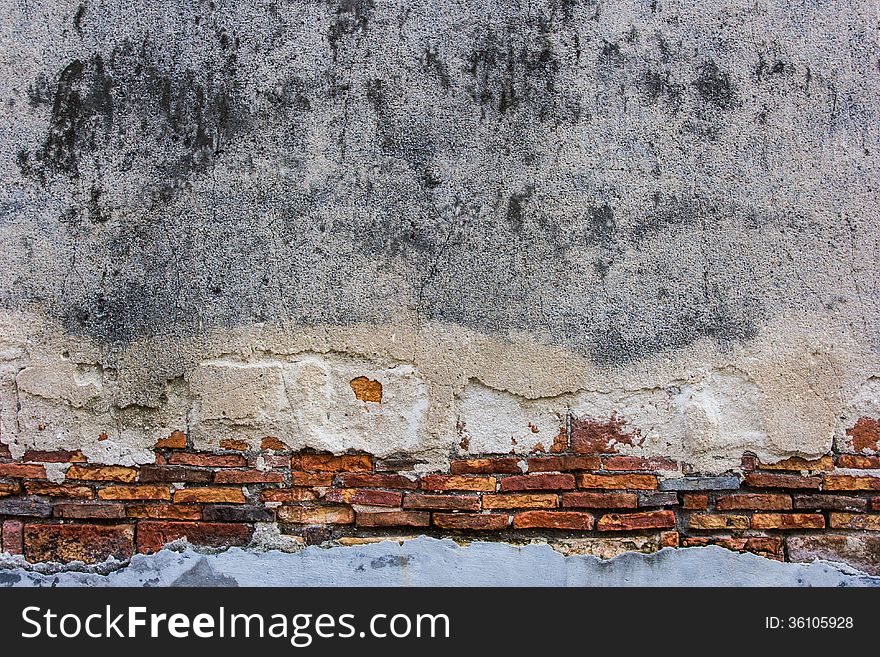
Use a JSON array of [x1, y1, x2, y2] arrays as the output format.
[[125, 504, 203, 520], [660, 530, 680, 548], [355, 510, 430, 527], [260, 488, 317, 503], [24, 482, 93, 498], [577, 473, 658, 490], [499, 473, 575, 491], [168, 453, 247, 468], [757, 455, 834, 471], [716, 493, 792, 511], [513, 511, 594, 530], [836, 454, 880, 469], [688, 514, 750, 530], [828, 513, 880, 530], [433, 513, 510, 530], [0, 463, 46, 479], [403, 493, 482, 511], [22, 449, 86, 463], [156, 431, 187, 449], [98, 485, 170, 501], [751, 513, 825, 529], [277, 505, 354, 524], [481, 493, 558, 510], [173, 487, 245, 504], [66, 465, 137, 483], [526, 456, 601, 472], [823, 475, 880, 491], [450, 458, 520, 474], [291, 471, 335, 487], [561, 492, 638, 508], [292, 454, 372, 472], [421, 475, 496, 492], [219, 439, 249, 451], [336, 472, 418, 489], [682, 493, 708, 510], [597, 510, 675, 531], [261, 437, 289, 451]]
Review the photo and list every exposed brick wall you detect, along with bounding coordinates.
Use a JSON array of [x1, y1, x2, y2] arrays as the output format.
[[1, 431, 879, 568]]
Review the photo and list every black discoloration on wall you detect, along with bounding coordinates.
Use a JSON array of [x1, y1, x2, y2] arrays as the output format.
[[693, 60, 736, 110]]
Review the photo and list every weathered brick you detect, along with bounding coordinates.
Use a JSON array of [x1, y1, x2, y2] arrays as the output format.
[[597, 510, 676, 531], [292, 454, 372, 472], [261, 437, 288, 451], [156, 430, 187, 449], [500, 473, 575, 491], [219, 439, 250, 451], [25, 524, 134, 563], [2, 520, 23, 554], [99, 485, 171, 501], [168, 453, 247, 468], [336, 472, 418, 489], [0, 481, 21, 497], [561, 492, 638, 509], [513, 510, 594, 530], [403, 493, 481, 511], [433, 513, 510, 530], [836, 454, 880, 469], [793, 494, 867, 512], [137, 521, 252, 553], [0, 442, 11, 460], [682, 493, 709, 509], [758, 455, 834, 471], [577, 473, 658, 490], [260, 488, 318, 503], [22, 449, 86, 463], [126, 504, 203, 520], [202, 505, 275, 523], [421, 474, 496, 492], [0, 499, 52, 517], [688, 514, 750, 530], [527, 456, 600, 472], [660, 530, 680, 548], [53, 503, 125, 519], [824, 475, 880, 491], [450, 458, 520, 474], [325, 489, 402, 507], [744, 473, 821, 489], [24, 482, 93, 498], [173, 487, 245, 504], [602, 456, 678, 471], [258, 454, 292, 469], [482, 493, 558, 510], [829, 513, 880, 530], [291, 471, 335, 487], [355, 510, 430, 527], [638, 491, 679, 507], [0, 463, 46, 479], [214, 469, 285, 484], [683, 536, 783, 558], [873, 497, 880, 512], [278, 505, 354, 524], [658, 476, 739, 491], [716, 493, 792, 511], [787, 535, 880, 575], [66, 465, 137, 483], [751, 513, 825, 529], [138, 465, 213, 483]]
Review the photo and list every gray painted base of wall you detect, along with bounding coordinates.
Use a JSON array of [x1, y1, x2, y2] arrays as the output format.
[[1, 537, 878, 587]]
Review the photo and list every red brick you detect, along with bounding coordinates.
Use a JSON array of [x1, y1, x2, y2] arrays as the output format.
[[53, 503, 125, 519], [258, 454, 292, 468], [577, 473, 658, 490], [682, 493, 708, 509], [137, 521, 252, 554], [291, 471, 335, 487], [125, 504, 203, 520], [260, 488, 318, 503], [744, 473, 821, 489], [716, 493, 792, 511], [292, 454, 372, 472], [402, 493, 481, 511], [0, 463, 46, 479], [173, 487, 245, 504], [836, 454, 880, 469], [261, 437, 288, 451], [450, 458, 520, 474], [793, 494, 867, 512], [499, 473, 575, 491], [688, 514, 750, 530], [433, 513, 509, 530], [278, 505, 354, 524], [22, 449, 86, 463], [0, 443, 11, 460], [873, 497, 880, 512], [213, 469, 285, 484], [569, 416, 643, 454], [513, 511, 594, 530], [25, 524, 134, 563], [421, 475, 496, 492], [24, 482, 93, 498], [66, 465, 137, 482], [526, 455, 601, 472], [824, 475, 880, 491], [597, 510, 676, 531], [481, 494, 558, 510], [561, 491, 639, 508], [602, 456, 678, 471], [1, 520, 23, 554], [751, 513, 825, 529], [336, 472, 418, 489], [99, 485, 171, 501], [660, 530, 680, 548], [156, 431, 187, 449], [356, 510, 430, 527], [325, 489, 402, 507], [828, 513, 880, 530], [168, 453, 247, 468]]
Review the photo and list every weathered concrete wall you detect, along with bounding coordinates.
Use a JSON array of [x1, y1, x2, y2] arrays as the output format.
[[0, 0, 878, 581]]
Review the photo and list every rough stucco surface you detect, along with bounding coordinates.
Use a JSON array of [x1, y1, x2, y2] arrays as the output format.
[[0, 0, 879, 580]]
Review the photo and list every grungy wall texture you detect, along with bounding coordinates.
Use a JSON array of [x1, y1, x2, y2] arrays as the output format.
[[0, 0, 879, 582]]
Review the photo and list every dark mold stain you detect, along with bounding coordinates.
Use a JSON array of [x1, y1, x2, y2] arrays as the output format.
[[328, 0, 374, 60], [692, 60, 736, 110]]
